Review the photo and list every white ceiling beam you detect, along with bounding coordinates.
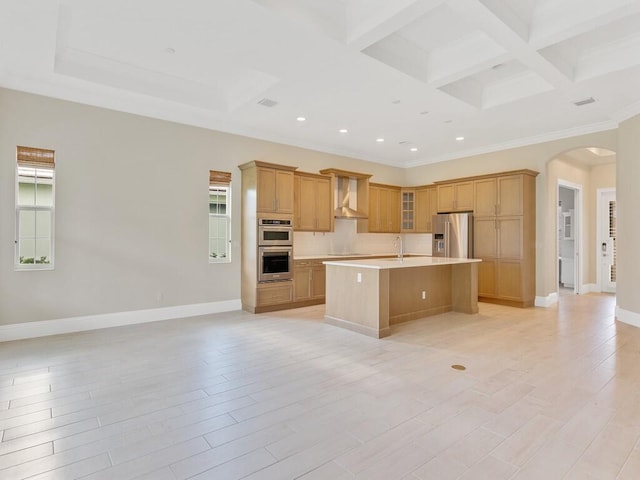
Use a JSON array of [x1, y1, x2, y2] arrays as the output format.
[[530, 0, 640, 48], [445, 0, 573, 89], [346, 0, 444, 51]]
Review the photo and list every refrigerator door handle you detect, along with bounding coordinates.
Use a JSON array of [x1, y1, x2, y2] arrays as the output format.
[[445, 221, 450, 258]]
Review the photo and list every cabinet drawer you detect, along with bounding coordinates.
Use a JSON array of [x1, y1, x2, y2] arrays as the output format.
[[256, 282, 293, 306]]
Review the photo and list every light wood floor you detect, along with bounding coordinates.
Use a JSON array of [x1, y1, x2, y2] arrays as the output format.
[[1, 293, 639, 479]]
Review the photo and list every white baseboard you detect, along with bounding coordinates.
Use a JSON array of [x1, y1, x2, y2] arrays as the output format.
[[535, 292, 559, 307], [616, 306, 640, 328], [0, 299, 242, 342]]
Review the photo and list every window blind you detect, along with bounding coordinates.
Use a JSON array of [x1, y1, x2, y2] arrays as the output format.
[[210, 170, 231, 185], [17, 146, 55, 169]]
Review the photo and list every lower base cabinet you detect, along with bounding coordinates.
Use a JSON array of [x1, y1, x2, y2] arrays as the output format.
[[294, 260, 326, 302], [256, 281, 293, 307], [477, 258, 532, 307]]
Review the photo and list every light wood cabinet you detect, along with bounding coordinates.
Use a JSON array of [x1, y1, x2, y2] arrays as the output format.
[[256, 281, 293, 306], [257, 166, 294, 214], [293, 260, 326, 301], [294, 172, 332, 232], [472, 170, 537, 307], [401, 189, 415, 232], [436, 181, 473, 213], [368, 183, 401, 233], [474, 174, 524, 216], [415, 186, 437, 233], [238, 160, 297, 314]]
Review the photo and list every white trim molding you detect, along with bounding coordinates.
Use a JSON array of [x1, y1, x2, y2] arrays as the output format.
[[0, 299, 242, 342], [535, 292, 559, 307], [616, 306, 640, 328]]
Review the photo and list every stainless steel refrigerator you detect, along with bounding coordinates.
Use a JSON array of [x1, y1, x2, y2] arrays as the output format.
[[432, 212, 473, 258]]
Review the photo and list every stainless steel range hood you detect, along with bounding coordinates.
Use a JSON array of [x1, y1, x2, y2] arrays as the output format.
[[335, 176, 367, 219]]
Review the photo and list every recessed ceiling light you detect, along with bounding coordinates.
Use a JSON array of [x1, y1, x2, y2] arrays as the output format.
[[165, 47, 175, 54], [410, 147, 418, 152], [339, 128, 348, 134], [456, 136, 465, 141], [296, 116, 306, 122], [376, 138, 385, 143]]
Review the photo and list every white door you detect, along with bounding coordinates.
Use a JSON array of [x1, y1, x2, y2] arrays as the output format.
[[599, 190, 616, 293]]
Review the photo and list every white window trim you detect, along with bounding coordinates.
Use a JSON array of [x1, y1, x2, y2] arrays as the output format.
[[15, 167, 55, 271], [209, 184, 231, 264]]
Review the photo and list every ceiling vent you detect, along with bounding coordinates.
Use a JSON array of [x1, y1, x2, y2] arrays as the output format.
[[257, 98, 278, 107], [573, 97, 595, 106]]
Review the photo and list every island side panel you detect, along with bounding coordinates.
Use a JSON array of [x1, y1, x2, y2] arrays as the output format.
[[324, 265, 390, 338], [451, 262, 479, 314], [388, 265, 453, 325]]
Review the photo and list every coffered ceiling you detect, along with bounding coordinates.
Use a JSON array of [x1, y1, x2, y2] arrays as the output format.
[[1, 0, 639, 167]]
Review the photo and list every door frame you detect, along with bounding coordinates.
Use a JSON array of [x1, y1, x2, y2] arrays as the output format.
[[557, 179, 583, 295], [596, 187, 616, 293]]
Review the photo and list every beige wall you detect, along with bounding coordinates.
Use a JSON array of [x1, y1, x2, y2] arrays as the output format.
[[588, 162, 616, 284], [0, 88, 402, 325], [0, 87, 635, 326], [617, 114, 640, 320]]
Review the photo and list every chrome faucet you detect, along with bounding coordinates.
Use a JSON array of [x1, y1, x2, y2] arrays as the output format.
[[395, 235, 404, 261]]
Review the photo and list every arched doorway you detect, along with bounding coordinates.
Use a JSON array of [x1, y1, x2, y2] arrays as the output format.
[[546, 147, 616, 303]]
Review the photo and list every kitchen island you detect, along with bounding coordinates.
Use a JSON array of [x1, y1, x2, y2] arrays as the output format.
[[324, 256, 481, 338]]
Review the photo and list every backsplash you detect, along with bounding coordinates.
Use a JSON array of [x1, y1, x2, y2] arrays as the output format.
[[294, 219, 432, 256]]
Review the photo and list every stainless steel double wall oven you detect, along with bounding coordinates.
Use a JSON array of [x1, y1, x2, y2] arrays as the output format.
[[257, 218, 293, 282]]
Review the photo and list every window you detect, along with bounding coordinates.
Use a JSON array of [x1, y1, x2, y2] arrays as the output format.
[[15, 146, 55, 270], [209, 170, 231, 263]]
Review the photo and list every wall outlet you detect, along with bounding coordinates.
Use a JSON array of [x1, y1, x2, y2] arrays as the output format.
[[421, 291, 426, 300], [357, 272, 362, 283]]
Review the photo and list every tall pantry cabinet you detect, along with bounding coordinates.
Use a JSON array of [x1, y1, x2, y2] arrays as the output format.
[[473, 170, 538, 307]]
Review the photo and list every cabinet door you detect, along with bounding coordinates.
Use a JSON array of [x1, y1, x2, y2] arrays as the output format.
[[427, 187, 437, 232], [275, 170, 294, 213], [437, 184, 455, 212], [474, 178, 497, 217], [389, 188, 401, 233], [497, 217, 523, 260], [455, 182, 474, 211], [297, 176, 317, 230], [477, 259, 497, 297], [496, 260, 523, 300], [497, 175, 523, 216], [401, 190, 415, 232], [315, 177, 333, 231], [378, 188, 390, 232], [368, 186, 381, 232], [474, 217, 497, 258], [415, 188, 429, 233], [294, 264, 312, 301], [293, 175, 301, 229], [311, 263, 326, 299], [257, 168, 277, 213]]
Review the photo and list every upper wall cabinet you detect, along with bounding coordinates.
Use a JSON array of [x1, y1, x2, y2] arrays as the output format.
[[403, 186, 437, 233], [256, 165, 295, 214], [474, 174, 524, 217], [294, 172, 333, 232], [368, 183, 401, 233], [436, 181, 474, 212]]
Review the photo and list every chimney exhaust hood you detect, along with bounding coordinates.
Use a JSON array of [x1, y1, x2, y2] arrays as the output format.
[[335, 176, 367, 219], [319, 168, 372, 220]]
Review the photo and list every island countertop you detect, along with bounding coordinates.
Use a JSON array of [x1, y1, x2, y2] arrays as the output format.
[[323, 256, 481, 270]]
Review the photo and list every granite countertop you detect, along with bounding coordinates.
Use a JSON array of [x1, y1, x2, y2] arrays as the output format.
[[322, 256, 481, 270]]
